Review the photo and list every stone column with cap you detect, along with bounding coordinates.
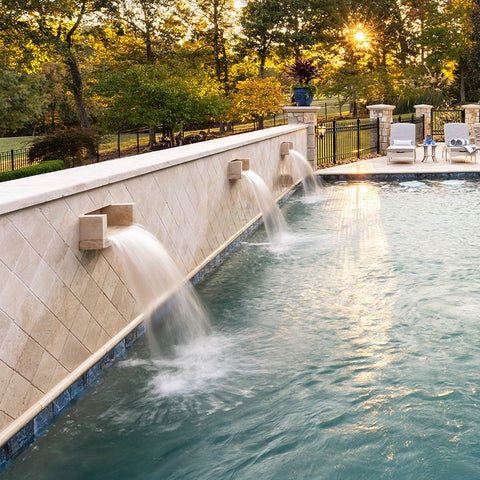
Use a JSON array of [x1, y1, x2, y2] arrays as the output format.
[[284, 106, 321, 169], [414, 104, 433, 140], [367, 104, 395, 156], [463, 104, 480, 136]]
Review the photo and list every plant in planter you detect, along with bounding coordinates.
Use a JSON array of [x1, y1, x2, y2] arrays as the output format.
[[285, 58, 321, 107]]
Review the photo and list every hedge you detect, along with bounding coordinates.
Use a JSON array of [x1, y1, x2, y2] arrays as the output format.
[[0, 160, 65, 183]]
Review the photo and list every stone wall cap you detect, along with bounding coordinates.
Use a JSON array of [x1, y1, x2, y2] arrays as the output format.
[[284, 106, 322, 112], [414, 104, 434, 108], [463, 104, 480, 109], [367, 104, 395, 110], [0, 124, 306, 216]]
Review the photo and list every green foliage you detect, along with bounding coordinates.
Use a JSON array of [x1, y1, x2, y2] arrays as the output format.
[[0, 160, 64, 183], [0, 64, 46, 134], [94, 63, 228, 130], [28, 129, 100, 167]]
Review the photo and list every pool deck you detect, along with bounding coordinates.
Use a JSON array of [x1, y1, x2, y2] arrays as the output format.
[[317, 147, 480, 181]]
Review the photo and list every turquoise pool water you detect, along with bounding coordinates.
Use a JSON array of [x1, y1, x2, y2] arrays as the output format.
[[5, 180, 480, 479]]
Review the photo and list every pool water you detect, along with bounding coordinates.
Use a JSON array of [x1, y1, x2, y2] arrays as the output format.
[[5, 180, 480, 479]]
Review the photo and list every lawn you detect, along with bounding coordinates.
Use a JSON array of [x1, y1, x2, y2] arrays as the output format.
[[0, 136, 35, 152]]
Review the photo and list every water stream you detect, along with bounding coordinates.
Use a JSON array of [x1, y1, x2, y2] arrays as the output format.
[[289, 149, 323, 195], [109, 225, 210, 346], [242, 169, 289, 242]]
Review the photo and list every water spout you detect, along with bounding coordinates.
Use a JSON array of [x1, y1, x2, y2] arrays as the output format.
[[242, 170, 289, 242], [289, 150, 323, 195], [109, 225, 210, 345]]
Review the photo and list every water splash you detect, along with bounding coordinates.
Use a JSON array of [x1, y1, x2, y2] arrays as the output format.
[[242, 170, 289, 242], [290, 149, 323, 195], [109, 225, 210, 346]]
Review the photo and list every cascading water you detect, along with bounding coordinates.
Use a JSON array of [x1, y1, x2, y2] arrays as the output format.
[[242, 169, 289, 242], [109, 225, 210, 346], [289, 149, 323, 195]]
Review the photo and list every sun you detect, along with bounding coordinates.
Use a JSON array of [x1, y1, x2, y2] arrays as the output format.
[[352, 27, 370, 49]]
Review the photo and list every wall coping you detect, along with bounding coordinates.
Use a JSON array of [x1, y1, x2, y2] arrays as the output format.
[[284, 106, 322, 113], [0, 124, 306, 216], [367, 104, 396, 111]]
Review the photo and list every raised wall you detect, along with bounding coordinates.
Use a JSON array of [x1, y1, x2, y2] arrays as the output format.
[[0, 124, 307, 453]]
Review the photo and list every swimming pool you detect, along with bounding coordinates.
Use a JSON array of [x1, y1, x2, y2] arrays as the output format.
[[4, 179, 480, 479]]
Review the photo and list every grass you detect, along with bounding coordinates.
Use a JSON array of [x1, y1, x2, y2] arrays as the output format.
[[0, 136, 35, 152]]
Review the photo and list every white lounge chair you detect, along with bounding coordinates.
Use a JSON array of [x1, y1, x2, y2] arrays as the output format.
[[387, 123, 416, 163], [444, 122, 478, 163]]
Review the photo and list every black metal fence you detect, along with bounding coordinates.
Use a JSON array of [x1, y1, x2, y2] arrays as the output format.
[[0, 148, 34, 173], [106, 114, 287, 159], [393, 113, 425, 144], [431, 109, 464, 139], [316, 117, 380, 165]]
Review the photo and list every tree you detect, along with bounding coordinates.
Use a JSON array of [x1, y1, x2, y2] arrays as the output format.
[[239, 0, 284, 77], [114, 0, 191, 62], [464, 0, 480, 100], [94, 63, 227, 144], [230, 77, 286, 129], [0, 0, 116, 129], [0, 61, 46, 135]]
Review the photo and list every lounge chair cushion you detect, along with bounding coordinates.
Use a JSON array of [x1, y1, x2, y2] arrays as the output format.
[[392, 139, 413, 146]]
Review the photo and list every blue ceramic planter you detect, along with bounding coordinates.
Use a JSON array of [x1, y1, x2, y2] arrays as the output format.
[[293, 86, 314, 106]]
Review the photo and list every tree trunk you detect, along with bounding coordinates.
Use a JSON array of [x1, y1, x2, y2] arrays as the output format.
[[213, 0, 221, 82], [257, 115, 264, 130], [149, 126, 156, 147], [459, 59, 466, 103], [65, 52, 90, 130]]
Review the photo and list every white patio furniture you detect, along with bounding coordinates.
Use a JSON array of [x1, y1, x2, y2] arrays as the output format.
[[444, 122, 478, 163], [387, 123, 416, 163]]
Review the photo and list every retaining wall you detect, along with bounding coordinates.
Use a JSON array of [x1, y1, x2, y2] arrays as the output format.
[[0, 124, 307, 460]]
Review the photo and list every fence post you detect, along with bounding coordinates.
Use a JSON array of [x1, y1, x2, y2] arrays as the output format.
[[356, 118, 361, 159], [367, 104, 395, 156], [463, 104, 480, 136], [333, 119, 337, 164], [325, 102, 328, 119], [284, 106, 321, 169], [136, 128, 140, 153], [117, 131, 121, 158], [10, 150, 14, 171], [414, 104, 433, 140], [377, 118, 380, 154]]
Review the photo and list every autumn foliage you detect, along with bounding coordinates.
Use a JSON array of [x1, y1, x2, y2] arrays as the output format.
[[230, 78, 287, 123]]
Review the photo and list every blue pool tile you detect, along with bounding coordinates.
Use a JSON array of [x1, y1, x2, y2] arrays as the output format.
[[33, 404, 54, 438], [113, 339, 126, 359], [125, 330, 137, 348], [7, 422, 34, 459], [69, 377, 85, 401], [85, 364, 101, 386], [53, 390, 71, 417], [136, 323, 146, 338], [101, 351, 115, 370]]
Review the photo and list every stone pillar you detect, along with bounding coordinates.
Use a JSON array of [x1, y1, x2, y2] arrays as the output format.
[[284, 106, 321, 169], [367, 104, 395, 156], [414, 104, 433, 139], [463, 104, 480, 136]]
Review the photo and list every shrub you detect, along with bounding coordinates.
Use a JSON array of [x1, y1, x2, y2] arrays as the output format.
[[0, 160, 64, 182], [28, 129, 100, 168]]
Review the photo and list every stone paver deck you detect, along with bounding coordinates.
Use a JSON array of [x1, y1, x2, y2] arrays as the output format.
[[317, 146, 480, 180]]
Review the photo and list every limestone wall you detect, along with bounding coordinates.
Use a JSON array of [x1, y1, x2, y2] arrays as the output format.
[[0, 124, 307, 448]]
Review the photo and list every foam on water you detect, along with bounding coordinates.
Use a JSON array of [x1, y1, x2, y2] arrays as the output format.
[[400, 180, 426, 188]]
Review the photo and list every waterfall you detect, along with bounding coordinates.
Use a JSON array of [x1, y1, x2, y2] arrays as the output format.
[[289, 149, 323, 195], [242, 170, 289, 242], [109, 225, 210, 346]]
